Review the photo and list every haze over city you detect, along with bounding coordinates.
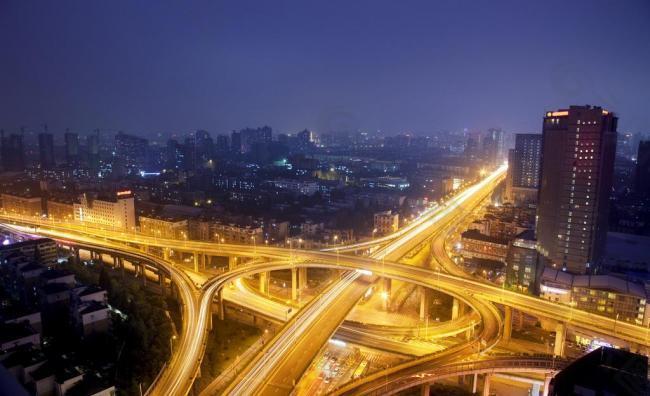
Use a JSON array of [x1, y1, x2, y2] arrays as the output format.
[[1, 2, 649, 396], [1, 0, 649, 136]]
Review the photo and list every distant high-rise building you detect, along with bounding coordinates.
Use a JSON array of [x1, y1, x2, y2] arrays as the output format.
[[38, 133, 55, 169], [64, 132, 80, 166], [194, 130, 214, 166], [635, 140, 650, 195], [1, 131, 25, 171], [482, 128, 505, 165], [536, 105, 617, 274], [216, 134, 230, 153], [166, 139, 185, 170], [86, 132, 100, 172], [464, 131, 482, 159], [504, 134, 542, 205], [114, 132, 149, 175], [231, 126, 272, 154]]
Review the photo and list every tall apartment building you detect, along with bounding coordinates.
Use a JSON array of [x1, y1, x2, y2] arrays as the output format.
[[38, 133, 55, 170], [1, 132, 25, 171], [504, 134, 542, 205], [635, 140, 650, 195], [64, 132, 80, 166], [73, 191, 136, 230], [114, 132, 149, 175], [536, 106, 617, 274], [483, 128, 505, 166]]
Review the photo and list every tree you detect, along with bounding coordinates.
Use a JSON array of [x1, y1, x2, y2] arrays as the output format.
[[98, 266, 112, 294]]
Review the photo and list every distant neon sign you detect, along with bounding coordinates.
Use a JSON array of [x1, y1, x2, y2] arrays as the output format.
[[116, 190, 132, 196]]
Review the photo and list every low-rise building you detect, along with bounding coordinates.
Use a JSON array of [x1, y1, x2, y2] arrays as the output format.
[[374, 210, 399, 235], [45, 197, 75, 222], [211, 223, 263, 245], [361, 176, 410, 191], [539, 267, 648, 325], [0, 193, 43, 218], [139, 215, 189, 240], [73, 191, 136, 231], [0, 238, 58, 265], [72, 301, 110, 336], [505, 230, 541, 294], [460, 229, 509, 263], [0, 323, 41, 352], [264, 179, 320, 196]]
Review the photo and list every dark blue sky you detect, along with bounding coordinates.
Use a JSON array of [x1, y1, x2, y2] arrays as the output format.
[[1, 0, 649, 138]]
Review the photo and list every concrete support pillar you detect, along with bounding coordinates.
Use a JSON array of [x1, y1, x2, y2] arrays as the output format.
[[554, 322, 566, 357], [118, 257, 124, 277], [532, 382, 541, 396], [218, 289, 225, 320], [298, 268, 307, 290], [452, 298, 460, 320], [472, 373, 478, 394], [382, 277, 392, 311], [482, 374, 491, 396], [459, 301, 467, 317], [158, 273, 166, 295], [140, 245, 147, 253], [260, 272, 269, 295], [228, 256, 237, 270], [291, 268, 298, 301], [113, 256, 119, 268], [543, 374, 552, 396], [74, 247, 80, 263], [517, 310, 524, 330], [141, 264, 147, 286], [419, 286, 430, 321], [193, 252, 200, 272], [163, 248, 170, 261], [503, 306, 512, 343], [420, 382, 430, 396]]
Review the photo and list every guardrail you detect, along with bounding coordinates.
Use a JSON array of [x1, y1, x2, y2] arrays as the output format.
[[351, 356, 569, 396]]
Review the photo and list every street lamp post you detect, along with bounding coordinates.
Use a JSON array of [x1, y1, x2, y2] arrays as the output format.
[[169, 335, 176, 355]]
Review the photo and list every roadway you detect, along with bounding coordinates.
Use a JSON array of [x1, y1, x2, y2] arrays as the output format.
[[223, 165, 507, 395], [5, 163, 650, 394], [332, 356, 569, 396]]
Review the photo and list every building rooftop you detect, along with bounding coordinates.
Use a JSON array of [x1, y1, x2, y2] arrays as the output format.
[[541, 267, 646, 298], [78, 301, 108, 315], [461, 229, 509, 246], [550, 347, 647, 396], [0, 323, 37, 344]]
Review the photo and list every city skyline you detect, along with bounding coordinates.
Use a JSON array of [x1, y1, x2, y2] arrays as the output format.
[[1, 2, 649, 396], [1, 1, 650, 137]]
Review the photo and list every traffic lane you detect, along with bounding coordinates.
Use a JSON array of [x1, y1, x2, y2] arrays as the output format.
[[257, 277, 373, 395]]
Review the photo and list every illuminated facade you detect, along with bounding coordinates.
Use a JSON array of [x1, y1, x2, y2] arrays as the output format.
[[374, 210, 399, 235], [1, 193, 42, 217], [504, 133, 542, 205], [139, 215, 189, 239], [73, 191, 136, 230], [537, 106, 617, 274]]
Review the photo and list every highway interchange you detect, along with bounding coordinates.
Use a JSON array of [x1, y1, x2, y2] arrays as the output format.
[[2, 163, 649, 395]]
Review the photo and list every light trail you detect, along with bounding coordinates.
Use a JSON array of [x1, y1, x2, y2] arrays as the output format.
[[226, 271, 360, 394]]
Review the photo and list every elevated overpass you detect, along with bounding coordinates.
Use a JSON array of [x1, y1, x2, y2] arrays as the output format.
[[224, 165, 507, 395], [4, 163, 650, 394], [332, 356, 569, 395]]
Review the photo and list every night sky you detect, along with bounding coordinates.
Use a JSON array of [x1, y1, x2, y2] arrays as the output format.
[[1, 0, 649, 138]]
